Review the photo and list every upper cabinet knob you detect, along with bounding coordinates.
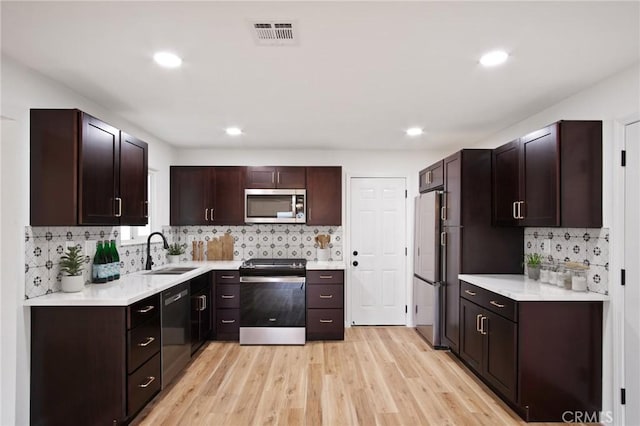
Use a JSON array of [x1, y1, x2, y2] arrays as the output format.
[[353, 250, 358, 256]]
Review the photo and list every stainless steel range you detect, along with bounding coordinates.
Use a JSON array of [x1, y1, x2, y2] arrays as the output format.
[[239, 258, 306, 345]]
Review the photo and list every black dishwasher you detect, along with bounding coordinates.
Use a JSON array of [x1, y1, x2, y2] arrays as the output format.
[[161, 282, 190, 388]]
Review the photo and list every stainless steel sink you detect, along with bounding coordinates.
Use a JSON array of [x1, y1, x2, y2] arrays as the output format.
[[143, 266, 199, 275]]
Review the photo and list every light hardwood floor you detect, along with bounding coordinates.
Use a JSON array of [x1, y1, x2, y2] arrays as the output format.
[[133, 327, 592, 426]]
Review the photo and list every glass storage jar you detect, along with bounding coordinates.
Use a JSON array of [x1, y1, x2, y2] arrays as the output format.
[[540, 262, 551, 283], [571, 268, 588, 292]]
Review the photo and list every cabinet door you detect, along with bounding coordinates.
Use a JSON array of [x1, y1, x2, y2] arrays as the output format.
[[119, 132, 148, 226], [170, 167, 212, 225], [443, 152, 461, 227], [520, 125, 559, 226], [246, 166, 277, 188], [459, 298, 484, 372], [419, 161, 444, 193], [276, 166, 306, 188], [492, 140, 520, 226], [442, 225, 460, 353], [306, 167, 342, 226], [483, 310, 517, 402], [80, 114, 120, 224], [212, 167, 245, 225]]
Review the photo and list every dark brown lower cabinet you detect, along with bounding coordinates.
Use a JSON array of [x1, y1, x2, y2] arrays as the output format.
[[31, 293, 161, 425], [459, 281, 602, 422], [306, 270, 345, 340], [215, 270, 240, 340]]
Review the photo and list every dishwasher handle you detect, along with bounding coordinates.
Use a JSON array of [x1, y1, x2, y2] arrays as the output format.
[[164, 289, 188, 306]]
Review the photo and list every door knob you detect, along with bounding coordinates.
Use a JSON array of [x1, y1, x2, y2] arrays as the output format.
[[353, 250, 358, 256], [352, 261, 359, 267]]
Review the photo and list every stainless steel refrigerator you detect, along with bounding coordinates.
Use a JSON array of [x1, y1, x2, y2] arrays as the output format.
[[413, 191, 446, 349]]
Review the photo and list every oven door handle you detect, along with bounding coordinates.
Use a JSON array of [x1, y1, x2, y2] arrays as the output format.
[[240, 276, 306, 283]]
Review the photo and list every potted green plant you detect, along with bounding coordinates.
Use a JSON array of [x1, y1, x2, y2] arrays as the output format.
[[525, 253, 543, 281], [60, 246, 85, 292], [166, 243, 185, 264]]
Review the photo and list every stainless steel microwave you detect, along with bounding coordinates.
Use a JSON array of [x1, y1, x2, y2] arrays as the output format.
[[244, 189, 306, 224]]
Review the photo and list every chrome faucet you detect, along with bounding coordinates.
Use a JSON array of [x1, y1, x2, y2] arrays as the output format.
[[145, 232, 170, 270]]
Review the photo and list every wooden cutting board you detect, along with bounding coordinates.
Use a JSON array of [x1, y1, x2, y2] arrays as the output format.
[[207, 239, 223, 261], [221, 233, 234, 261]]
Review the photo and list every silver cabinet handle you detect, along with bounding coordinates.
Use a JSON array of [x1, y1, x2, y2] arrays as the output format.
[[428, 170, 432, 184], [277, 171, 281, 184], [490, 300, 505, 308], [221, 275, 235, 279], [319, 294, 333, 299], [476, 314, 482, 332], [269, 318, 277, 322], [308, 207, 311, 221], [271, 171, 275, 184], [518, 201, 525, 219], [211, 207, 214, 221], [138, 376, 156, 388], [465, 290, 476, 296], [221, 319, 236, 324], [441, 193, 447, 220], [199, 295, 207, 311], [319, 275, 333, 279], [441, 231, 446, 246], [319, 319, 334, 323], [138, 336, 155, 347], [480, 316, 488, 335], [205, 208, 209, 221], [136, 305, 155, 313], [221, 295, 235, 299], [115, 197, 122, 217], [513, 201, 518, 219]]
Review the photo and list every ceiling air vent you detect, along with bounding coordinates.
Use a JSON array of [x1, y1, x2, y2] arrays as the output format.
[[250, 21, 298, 46]]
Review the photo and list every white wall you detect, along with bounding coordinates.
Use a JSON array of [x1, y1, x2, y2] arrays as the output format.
[[472, 63, 640, 424], [0, 55, 176, 425]]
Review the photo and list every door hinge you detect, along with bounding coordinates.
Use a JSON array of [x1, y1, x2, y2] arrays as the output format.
[[621, 269, 626, 286], [405, 247, 408, 256], [405, 305, 408, 314], [415, 305, 418, 314], [622, 150, 626, 167], [405, 189, 408, 198], [621, 388, 626, 405]]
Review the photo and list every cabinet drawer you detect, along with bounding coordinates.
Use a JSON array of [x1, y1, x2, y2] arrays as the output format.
[[216, 271, 239, 283], [216, 309, 240, 339], [307, 285, 343, 309], [127, 352, 161, 417], [127, 314, 161, 374], [460, 281, 517, 322], [216, 284, 240, 308], [307, 309, 344, 340], [306, 270, 344, 284], [128, 294, 161, 330]]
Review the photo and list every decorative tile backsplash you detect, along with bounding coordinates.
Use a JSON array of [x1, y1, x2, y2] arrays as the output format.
[[524, 227, 609, 294], [24, 226, 173, 299], [25, 224, 342, 299], [169, 224, 343, 263]]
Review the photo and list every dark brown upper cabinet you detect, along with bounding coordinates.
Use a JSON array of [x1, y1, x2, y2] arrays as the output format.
[[306, 167, 342, 226], [246, 166, 306, 189], [492, 120, 602, 228], [418, 160, 444, 193], [30, 109, 148, 226], [170, 166, 245, 226]]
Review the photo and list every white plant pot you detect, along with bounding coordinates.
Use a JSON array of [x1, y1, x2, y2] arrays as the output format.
[[167, 255, 181, 264], [61, 275, 85, 293]]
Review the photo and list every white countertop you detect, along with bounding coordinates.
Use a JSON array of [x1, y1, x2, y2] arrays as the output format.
[[306, 261, 345, 270], [458, 274, 609, 302], [24, 260, 346, 307], [24, 261, 242, 307]]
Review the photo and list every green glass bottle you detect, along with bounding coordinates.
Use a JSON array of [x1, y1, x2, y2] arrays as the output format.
[[110, 239, 120, 280], [92, 241, 107, 284], [104, 240, 114, 281]]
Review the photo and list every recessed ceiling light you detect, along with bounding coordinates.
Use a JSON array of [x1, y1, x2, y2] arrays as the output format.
[[480, 50, 509, 67], [406, 127, 424, 137], [153, 51, 182, 68], [225, 127, 243, 136]]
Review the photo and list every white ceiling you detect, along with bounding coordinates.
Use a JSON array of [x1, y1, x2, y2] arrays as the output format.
[[2, 1, 639, 151]]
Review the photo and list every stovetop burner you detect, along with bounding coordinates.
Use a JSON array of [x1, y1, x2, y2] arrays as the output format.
[[240, 258, 307, 276]]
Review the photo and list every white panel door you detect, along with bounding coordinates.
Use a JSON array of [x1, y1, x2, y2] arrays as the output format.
[[625, 120, 640, 426], [350, 177, 406, 325]]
